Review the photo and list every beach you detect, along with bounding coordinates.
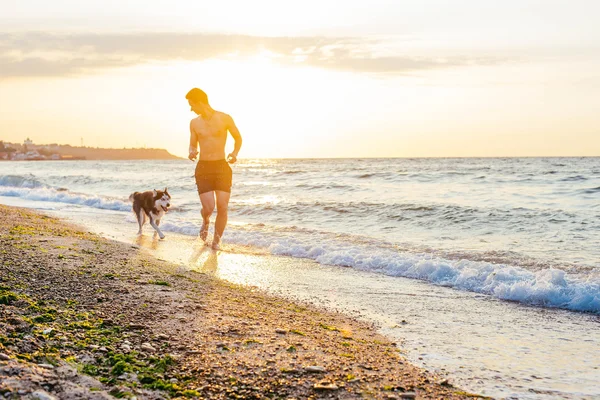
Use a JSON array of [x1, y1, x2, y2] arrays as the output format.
[[0, 205, 478, 399], [1, 158, 599, 399]]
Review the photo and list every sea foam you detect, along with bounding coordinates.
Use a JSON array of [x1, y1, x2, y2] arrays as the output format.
[[0, 186, 130, 212], [158, 220, 600, 313]]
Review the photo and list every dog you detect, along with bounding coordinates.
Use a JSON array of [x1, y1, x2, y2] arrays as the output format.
[[128, 188, 171, 239]]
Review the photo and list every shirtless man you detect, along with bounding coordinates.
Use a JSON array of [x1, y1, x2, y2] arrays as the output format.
[[186, 88, 242, 249]]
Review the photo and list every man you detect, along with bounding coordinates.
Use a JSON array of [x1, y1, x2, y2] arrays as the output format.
[[186, 88, 242, 250]]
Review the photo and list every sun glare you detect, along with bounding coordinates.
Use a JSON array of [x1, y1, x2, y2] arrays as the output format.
[[149, 55, 364, 158]]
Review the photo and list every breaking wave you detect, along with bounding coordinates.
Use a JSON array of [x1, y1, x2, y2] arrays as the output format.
[[0, 175, 46, 188], [158, 221, 600, 314], [0, 186, 130, 212]]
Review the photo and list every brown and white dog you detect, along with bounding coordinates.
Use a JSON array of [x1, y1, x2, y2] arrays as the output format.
[[128, 188, 171, 239]]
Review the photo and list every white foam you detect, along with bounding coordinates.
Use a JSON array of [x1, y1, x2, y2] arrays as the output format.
[[157, 221, 600, 313], [0, 186, 130, 212]]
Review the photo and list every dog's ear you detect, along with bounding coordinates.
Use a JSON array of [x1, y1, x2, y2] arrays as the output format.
[[164, 187, 168, 194], [153, 189, 158, 197]]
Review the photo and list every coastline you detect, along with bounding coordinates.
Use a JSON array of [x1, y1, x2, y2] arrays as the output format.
[[0, 205, 479, 399], [1, 143, 183, 161]]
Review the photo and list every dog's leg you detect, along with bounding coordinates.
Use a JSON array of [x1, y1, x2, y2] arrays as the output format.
[[137, 209, 144, 235], [152, 219, 161, 237], [149, 215, 165, 240]]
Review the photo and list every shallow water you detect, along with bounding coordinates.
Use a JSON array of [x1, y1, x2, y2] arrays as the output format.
[[1, 158, 599, 313]]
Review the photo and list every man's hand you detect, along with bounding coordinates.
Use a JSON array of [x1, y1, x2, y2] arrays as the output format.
[[188, 151, 198, 161], [227, 153, 237, 164]]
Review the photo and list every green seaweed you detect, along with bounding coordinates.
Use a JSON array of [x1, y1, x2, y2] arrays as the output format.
[[149, 280, 171, 286], [32, 313, 56, 323], [319, 322, 339, 331], [0, 291, 17, 305], [82, 364, 100, 376]]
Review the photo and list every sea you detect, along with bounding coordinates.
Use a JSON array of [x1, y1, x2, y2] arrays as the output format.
[[0, 158, 599, 399]]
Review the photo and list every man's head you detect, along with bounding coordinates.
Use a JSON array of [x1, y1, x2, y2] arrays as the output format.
[[186, 88, 211, 117]]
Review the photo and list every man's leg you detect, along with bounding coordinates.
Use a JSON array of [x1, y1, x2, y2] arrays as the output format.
[[199, 191, 216, 241], [212, 190, 231, 249]]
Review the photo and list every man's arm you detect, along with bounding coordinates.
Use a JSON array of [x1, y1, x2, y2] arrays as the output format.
[[226, 114, 242, 164], [188, 120, 198, 161]]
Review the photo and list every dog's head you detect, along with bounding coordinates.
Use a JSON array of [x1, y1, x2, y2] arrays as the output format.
[[153, 188, 171, 212]]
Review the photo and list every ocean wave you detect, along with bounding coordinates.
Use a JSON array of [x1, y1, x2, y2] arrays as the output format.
[[559, 175, 588, 182], [356, 172, 395, 179], [158, 221, 600, 313], [443, 171, 471, 176], [357, 173, 376, 179], [0, 175, 47, 188], [229, 200, 587, 232], [323, 205, 352, 213], [0, 186, 130, 212], [294, 183, 354, 191], [582, 186, 600, 194]]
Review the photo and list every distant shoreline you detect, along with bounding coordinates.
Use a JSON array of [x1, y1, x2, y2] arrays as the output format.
[[0, 143, 183, 161], [0, 158, 184, 161], [0, 158, 87, 162]]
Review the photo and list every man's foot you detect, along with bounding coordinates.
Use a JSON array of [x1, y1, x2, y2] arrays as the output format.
[[211, 235, 221, 251], [199, 219, 209, 242]]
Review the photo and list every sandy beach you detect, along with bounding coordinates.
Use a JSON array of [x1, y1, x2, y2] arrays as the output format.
[[0, 205, 481, 399]]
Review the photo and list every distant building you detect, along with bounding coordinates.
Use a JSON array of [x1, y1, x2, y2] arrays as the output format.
[[25, 151, 43, 160], [24, 137, 34, 146]]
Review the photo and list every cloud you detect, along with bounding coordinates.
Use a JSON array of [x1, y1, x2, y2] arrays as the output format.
[[0, 32, 494, 78]]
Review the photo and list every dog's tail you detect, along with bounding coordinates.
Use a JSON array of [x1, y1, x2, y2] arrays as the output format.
[[128, 191, 140, 203]]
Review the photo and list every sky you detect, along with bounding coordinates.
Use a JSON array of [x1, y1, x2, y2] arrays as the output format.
[[0, 0, 599, 158]]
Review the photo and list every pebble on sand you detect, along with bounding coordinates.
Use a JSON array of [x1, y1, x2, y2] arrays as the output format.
[[314, 380, 339, 390], [31, 391, 58, 400], [304, 366, 326, 373], [141, 343, 156, 353]]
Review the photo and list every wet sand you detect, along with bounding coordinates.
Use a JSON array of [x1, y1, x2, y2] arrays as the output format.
[[0, 205, 480, 399]]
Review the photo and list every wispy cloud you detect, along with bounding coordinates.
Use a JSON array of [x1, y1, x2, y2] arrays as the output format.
[[0, 32, 497, 78]]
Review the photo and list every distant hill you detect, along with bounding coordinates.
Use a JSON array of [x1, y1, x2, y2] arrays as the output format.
[[52, 145, 183, 160], [2, 142, 183, 160]]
